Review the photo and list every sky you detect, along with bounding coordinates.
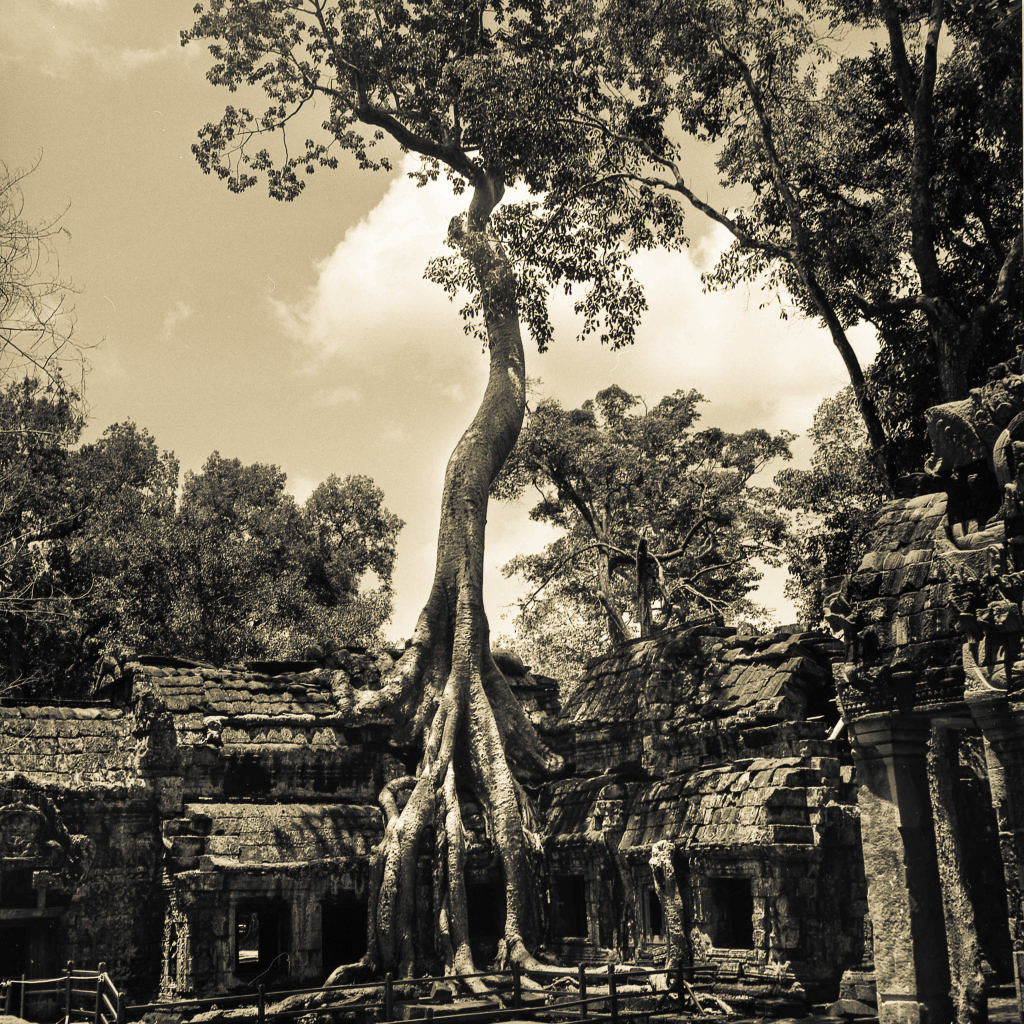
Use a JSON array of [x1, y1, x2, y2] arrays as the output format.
[[1, 0, 878, 640]]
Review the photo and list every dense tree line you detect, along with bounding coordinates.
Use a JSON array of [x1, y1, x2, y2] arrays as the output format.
[[0, 378, 402, 696]]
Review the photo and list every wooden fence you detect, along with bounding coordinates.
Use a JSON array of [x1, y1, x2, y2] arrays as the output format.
[[3, 961, 698, 1024], [1, 962, 121, 1024]]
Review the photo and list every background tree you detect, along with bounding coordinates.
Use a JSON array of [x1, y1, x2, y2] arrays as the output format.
[[776, 386, 889, 627], [495, 385, 791, 675], [168, 455, 401, 663], [0, 381, 403, 695], [1, 160, 82, 388], [0, 378, 85, 690], [182, 0, 683, 981]]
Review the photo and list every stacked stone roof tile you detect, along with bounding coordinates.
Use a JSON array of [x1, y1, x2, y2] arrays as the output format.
[[835, 491, 968, 718]]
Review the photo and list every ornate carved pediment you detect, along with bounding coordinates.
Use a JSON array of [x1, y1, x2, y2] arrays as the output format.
[[0, 800, 92, 895]]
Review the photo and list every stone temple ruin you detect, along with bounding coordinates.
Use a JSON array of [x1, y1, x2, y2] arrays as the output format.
[[3, 359, 1024, 1024]]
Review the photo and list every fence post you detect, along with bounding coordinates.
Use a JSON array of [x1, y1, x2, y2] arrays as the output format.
[[511, 962, 522, 1010], [65, 961, 74, 1024], [95, 963, 106, 1024], [425, 1008, 434, 1024], [577, 964, 587, 1021], [257, 984, 265, 1024], [607, 964, 617, 1024], [19, 975, 25, 1021], [115, 989, 125, 1024], [3, 981, 11, 1017], [383, 972, 394, 1022]]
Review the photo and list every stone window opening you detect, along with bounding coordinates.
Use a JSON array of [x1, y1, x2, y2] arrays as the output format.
[[707, 877, 754, 950], [551, 874, 588, 939], [234, 901, 287, 975]]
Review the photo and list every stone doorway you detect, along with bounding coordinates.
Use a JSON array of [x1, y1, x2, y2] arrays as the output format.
[[321, 896, 367, 973], [466, 880, 505, 967]]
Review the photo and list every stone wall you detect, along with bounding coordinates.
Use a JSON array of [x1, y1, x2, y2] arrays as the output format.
[[541, 626, 868, 1006], [0, 649, 401, 1000]]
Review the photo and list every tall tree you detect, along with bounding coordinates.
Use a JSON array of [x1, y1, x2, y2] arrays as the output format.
[[495, 385, 791, 651], [183, 0, 674, 980]]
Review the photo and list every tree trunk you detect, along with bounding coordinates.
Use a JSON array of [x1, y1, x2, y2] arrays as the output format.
[[328, 175, 563, 983], [799, 266, 896, 492], [596, 512, 630, 644]]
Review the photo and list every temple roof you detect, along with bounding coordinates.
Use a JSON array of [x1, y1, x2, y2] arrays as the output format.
[[172, 801, 382, 871], [834, 490, 968, 718], [130, 662, 342, 719], [618, 757, 844, 855], [569, 626, 838, 731]]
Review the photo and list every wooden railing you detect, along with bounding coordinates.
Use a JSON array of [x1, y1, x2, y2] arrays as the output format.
[[1, 962, 122, 1024], [3, 961, 698, 1024], [122, 963, 676, 1024]]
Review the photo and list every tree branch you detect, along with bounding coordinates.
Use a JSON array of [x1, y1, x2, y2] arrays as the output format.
[[563, 114, 793, 260], [877, 0, 919, 116]]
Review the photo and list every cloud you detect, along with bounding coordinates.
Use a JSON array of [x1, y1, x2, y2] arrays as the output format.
[[114, 44, 182, 72], [273, 156, 878, 629], [286, 473, 318, 504], [0, 4, 186, 78], [313, 384, 362, 407], [273, 161, 471, 390], [162, 299, 194, 338]]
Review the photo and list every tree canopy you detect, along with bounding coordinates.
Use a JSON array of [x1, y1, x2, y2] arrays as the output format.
[[776, 386, 889, 627], [495, 385, 792, 678], [495, 0, 1022, 487], [0, 381, 403, 695]]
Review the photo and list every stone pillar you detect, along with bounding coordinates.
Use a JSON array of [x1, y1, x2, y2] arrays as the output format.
[[927, 727, 986, 1024], [849, 713, 953, 1024], [967, 692, 1024, 1017]]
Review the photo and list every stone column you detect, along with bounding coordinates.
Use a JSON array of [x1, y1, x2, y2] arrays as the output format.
[[927, 727, 986, 1024], [966, 692, 1024, 1017], [849, 713, 953, 1024]]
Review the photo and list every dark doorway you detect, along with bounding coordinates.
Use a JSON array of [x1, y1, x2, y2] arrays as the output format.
[[551, 875, 588, 939], [645, 887, 664, 939], [0, 924, 29, 977], [0, 868, 36, 909], [466, 880, 506, 967], [707, 878, 754, 949], [321, 896, 367, 974], [235, 901, 287, 975]]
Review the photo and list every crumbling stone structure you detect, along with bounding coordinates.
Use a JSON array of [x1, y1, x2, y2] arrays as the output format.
[[0, 650, 395, 997], [538, 627, 869, 1012], [2, 631, 873, 1010], [830, 358, 1024, 1024]]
